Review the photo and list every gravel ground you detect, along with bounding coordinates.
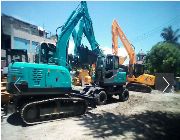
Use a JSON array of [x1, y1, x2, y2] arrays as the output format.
[[1, 91, 180, 140]]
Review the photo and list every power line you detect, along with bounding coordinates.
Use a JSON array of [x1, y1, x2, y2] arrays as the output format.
[[131, 15, 180, 43]]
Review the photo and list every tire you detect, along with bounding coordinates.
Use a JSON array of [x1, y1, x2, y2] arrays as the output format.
[[96, 91, 107, 105], [119, 89, 129, 102]]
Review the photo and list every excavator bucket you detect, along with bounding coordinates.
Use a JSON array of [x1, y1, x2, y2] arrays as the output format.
[[119, 56, 127, 65]]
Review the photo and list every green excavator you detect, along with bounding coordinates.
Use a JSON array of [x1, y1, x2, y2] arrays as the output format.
[[6, 1, 129, 125]]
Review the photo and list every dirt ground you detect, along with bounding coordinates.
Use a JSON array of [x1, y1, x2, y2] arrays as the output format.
[[1, 91, 180, 140]]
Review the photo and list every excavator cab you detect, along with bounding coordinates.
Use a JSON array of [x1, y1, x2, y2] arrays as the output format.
[[133, 64, 145, 77], [105, 55, 119, 78], [95, 55, 126, 86], [35, 42, 56, 64], [96, 55, 118, 70]]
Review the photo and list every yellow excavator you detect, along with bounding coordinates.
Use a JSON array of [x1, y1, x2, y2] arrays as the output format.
[[112, 20, 155, 93], [72, 68, 92, 86]]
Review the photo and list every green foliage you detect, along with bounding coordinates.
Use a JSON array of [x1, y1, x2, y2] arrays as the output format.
[[145, 42, 180, 76], [161, 26, 180, 43]]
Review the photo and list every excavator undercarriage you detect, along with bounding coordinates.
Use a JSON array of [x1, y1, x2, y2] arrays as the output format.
[[126, 82, 152, 93], [20, 97, 87, 125], [10, 90, 96, 125]]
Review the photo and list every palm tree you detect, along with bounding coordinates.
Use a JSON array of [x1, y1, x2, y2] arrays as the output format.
[[161, 26, 180, 43]]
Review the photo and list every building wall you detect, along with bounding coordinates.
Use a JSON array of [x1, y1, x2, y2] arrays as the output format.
[[1, 14, 56, 62]]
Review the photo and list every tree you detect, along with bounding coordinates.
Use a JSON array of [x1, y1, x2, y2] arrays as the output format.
[[145, 42, 180, 76], [161, 26, 180, 43]]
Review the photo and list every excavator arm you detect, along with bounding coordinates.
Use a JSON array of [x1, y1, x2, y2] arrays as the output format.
[[56, 2, 97, 67], [80, 1, 101, 53], [72, 19, 84, 55], [72, 2, 103, 56], [112, 20, 136, 65]]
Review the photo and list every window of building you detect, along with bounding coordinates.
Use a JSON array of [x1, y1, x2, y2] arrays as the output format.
[[14, 37, 30, 52]]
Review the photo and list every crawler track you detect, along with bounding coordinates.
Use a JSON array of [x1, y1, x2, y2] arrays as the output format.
[[126, 83, 152, 93], [21, 97, 87, 125]]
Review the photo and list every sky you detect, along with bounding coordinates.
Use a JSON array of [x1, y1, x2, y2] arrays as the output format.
[[1, 1, 180, 64]]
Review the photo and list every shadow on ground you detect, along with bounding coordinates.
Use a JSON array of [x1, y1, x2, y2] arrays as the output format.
[[78, 111, 180, 140], [7, 112, 26, 127]]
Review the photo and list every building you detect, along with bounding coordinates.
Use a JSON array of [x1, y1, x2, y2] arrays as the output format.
[[1, 14, 56, 63], [136, 49, 146, 64]]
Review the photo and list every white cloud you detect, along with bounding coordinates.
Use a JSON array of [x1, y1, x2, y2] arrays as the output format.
[[68, 43, 129, 65], [68, 40, 75, 55], [100, 46, 111, 55], [118, 47, 129, 65], [118, 47, 128, 57], [100, 46, 129, 65], [100, 46, 128, 56]]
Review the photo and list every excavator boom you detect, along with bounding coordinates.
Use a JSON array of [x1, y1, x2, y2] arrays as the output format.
[[112, 20, 155, 93], [112, 20, 136, 65], [71, 2, 103, 86], [72, 8, 103, 56]]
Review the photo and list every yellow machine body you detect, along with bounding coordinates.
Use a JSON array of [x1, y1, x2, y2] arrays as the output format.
[[73, 69, 92, 86], [127, 74, 155, 86]]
